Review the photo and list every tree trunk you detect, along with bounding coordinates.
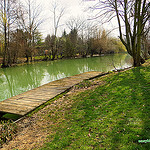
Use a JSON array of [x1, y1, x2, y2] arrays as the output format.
[[133, 55, 145, 67], [25, 54, 29, 63], [51, 51, 56, 61], [2, 0, 7, 68], [7, 28, 12, 66]]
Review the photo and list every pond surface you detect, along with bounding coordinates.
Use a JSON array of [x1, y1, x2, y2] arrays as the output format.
[[0, 53, 132, 101]]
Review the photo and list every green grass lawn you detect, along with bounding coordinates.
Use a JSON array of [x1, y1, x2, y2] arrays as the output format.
[[40, 62, 150, 150]]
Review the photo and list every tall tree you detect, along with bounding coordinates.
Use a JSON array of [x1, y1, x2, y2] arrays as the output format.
[[45, 34, 58, 60], [89, 0, 150, 66], [18, 0, 43, 62], [50, 0, 65, 60], [63, 28, 78, 58], [0, 0, 19, 67], [50, 1, 65, 37]]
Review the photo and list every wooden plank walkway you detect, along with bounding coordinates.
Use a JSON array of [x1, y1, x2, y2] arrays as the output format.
[[0, 71, 102, 116]]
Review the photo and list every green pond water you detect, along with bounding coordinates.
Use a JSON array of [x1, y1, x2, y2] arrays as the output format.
[[0, 53, 132, 101]]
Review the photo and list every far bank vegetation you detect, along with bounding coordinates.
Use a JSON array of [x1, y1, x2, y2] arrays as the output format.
[[0, 0, 149, 68]]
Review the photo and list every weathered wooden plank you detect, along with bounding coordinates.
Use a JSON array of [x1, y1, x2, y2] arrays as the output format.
[[0, 105, 32, 115], [22, 95, 57, 100], [6, 97, 47, 102], [0, 107, 27, 116], [40, 86, 70, 91], [1, 100, 43, 107], [0, 103, 34, 109]]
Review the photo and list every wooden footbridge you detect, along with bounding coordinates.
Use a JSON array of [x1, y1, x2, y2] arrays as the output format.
[[0, 71, 103, 117]]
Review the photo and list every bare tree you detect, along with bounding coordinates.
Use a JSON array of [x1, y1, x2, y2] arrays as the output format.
[[18, 0, 44, 62], [66, 17, 86, 33], [0, 0, 20, 67], [50, 0, 65, 60], [50, 0, 65, 37], [88, 0, 150, 66]]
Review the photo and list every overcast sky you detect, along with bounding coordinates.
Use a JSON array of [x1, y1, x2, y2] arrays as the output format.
[[39, 0, 91, 37], [34, 0, 118, 38]]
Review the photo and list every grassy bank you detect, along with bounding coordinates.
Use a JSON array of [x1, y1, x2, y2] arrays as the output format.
[[40, 60, 150, 150]]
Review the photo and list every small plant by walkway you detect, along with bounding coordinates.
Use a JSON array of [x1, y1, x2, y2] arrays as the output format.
[[40, 61, 150, 150], [0, 120, 17, 148]]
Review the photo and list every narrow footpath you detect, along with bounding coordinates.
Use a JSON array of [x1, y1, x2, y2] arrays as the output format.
[[0, 71, 102, 117]]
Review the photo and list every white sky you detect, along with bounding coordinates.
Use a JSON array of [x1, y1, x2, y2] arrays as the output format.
[[34, 0, 119, 38]]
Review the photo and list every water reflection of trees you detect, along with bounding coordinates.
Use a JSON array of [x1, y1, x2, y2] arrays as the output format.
[[0, 64, 45, 101], [0, 54, 132, 101]]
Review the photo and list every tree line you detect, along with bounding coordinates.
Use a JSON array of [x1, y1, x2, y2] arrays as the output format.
[[44, 26, 127, 61], [0, 0, 149, 68]]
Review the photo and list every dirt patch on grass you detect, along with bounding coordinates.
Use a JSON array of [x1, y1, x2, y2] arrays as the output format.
[[1, 79, 105, 150]]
